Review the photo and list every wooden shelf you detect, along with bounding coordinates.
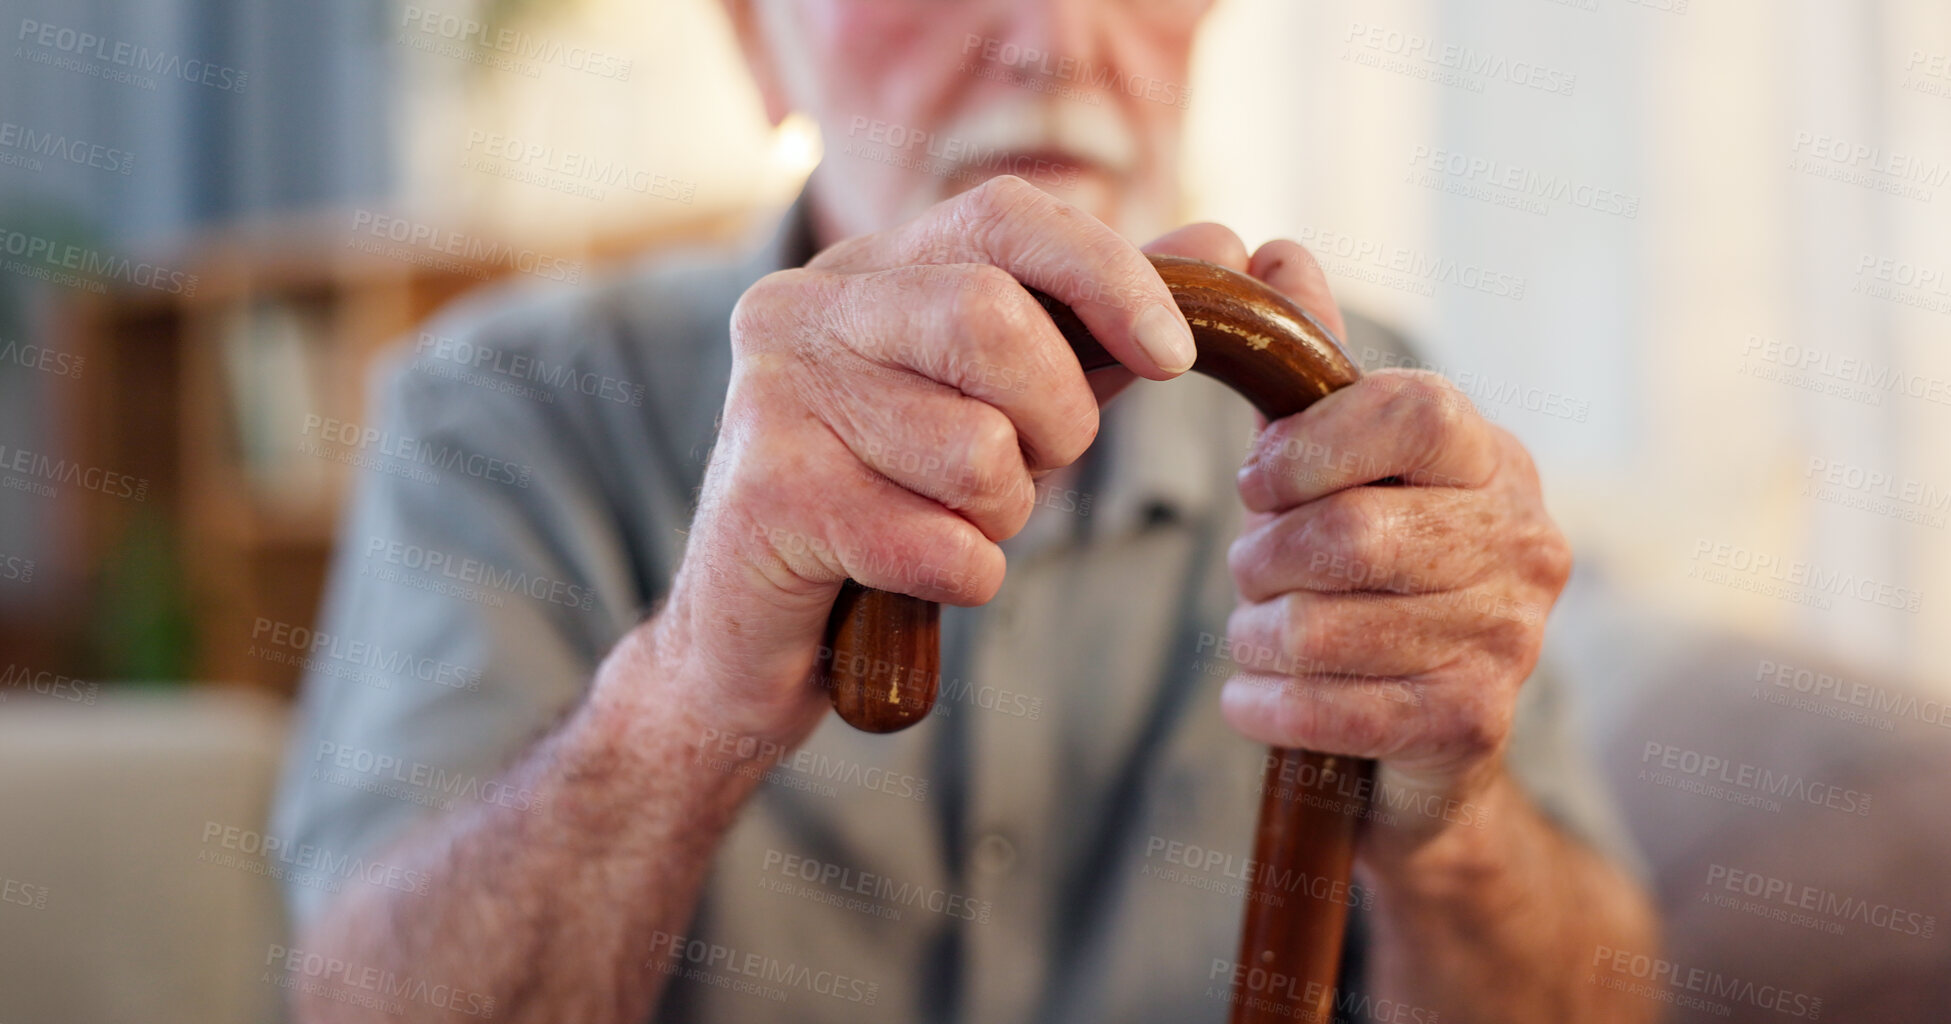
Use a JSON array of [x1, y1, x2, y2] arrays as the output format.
[[51, 204, 754, 694]]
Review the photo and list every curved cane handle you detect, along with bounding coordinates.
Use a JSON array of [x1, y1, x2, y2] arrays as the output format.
[[821, 254, 1373, 1024], [824, 255, 1361, 729]]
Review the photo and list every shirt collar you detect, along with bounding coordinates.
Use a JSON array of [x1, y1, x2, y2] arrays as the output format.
[[1089, 372, 1254, 538]]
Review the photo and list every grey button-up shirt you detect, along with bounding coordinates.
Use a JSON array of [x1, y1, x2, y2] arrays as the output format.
[[271, 199, 1639, 1024]]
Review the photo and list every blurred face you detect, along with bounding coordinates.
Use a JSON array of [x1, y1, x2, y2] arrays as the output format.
[[733, 0, 1214, 245]]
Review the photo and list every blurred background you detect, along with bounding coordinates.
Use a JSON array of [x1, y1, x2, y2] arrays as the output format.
[[1, 0, 1947, 1020]]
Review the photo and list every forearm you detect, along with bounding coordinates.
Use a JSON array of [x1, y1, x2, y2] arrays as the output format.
[[1360, 769, 1662, 1024], [291, 618, 766, 1024]]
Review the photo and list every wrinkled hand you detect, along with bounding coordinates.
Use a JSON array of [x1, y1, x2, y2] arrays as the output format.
[[1213, 237, 1572, 851], [634, 176, 1224, 746]]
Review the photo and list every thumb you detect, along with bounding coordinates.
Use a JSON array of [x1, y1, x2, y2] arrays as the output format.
[[1083, 222, 1257, 408]]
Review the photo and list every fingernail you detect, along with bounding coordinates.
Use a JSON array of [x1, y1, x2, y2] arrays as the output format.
[[1133, 303, 1196, 375]]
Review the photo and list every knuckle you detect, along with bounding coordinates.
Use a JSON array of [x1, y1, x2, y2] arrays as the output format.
[[940, 267, 1032, 371], [946, 409, 1027, 512], [961, 173, 1041, 225], [967, 414, 1024, 493], [1225, 530, 1272, 592], [1266, 691, 1316, 748], [985, 483, 1036, 539], [948, 264, 1015, 325], [1476, 611, 1535, 665], [1449, 689, 1511, 760], [966, 262, 1022, 303], [920, 533, 1002, 605], [1307, 495, 1391, 586], [1394, 372, 1467, 433], [1226, 534, 1264, 591], [1247, 421, 1300, 485], [1535, 526, 1574, 591], [983, 172, 1038, 203], [1274, 421, 1339, 487], [1276, 592, 1324, 667], [1041, 396, 1100, 468], [729, 268, 817, 353], [804, 231, 875, 272], [1496, 425, 1540, 478]]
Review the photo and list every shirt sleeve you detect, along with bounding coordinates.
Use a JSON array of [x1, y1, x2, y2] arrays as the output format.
[[265, 284, 693, 934]]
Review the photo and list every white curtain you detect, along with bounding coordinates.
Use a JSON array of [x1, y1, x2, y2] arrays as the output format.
[[396, 0, 1951, 691], [1187, 0, 1951, 691]]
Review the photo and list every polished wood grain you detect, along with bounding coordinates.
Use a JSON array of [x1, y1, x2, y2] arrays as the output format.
[[820, 579, 942, 733], [1235, 749, 1374, 1024], [821, 254, 1373, 1020]]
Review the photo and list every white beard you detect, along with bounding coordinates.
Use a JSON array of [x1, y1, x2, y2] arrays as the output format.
[[753, 0, 1183, 245]]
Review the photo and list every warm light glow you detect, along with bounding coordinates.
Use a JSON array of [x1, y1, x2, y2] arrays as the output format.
[[771, 112, 824, 180]]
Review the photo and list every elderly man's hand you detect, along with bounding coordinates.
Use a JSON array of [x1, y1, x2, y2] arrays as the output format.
[[636, 175, 1216, 747], [1217, 240, 1573, 855]]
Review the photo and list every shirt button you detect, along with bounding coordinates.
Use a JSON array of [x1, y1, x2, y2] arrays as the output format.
[[972, 832, 1017, 875]]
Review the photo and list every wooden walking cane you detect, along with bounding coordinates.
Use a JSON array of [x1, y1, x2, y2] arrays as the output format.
[[822, 255, 1372, 1024]]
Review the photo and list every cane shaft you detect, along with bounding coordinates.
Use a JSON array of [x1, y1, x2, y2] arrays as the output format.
[[820, 254, 1374, 1014]]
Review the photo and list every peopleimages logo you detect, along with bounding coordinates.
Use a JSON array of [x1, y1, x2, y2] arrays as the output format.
[[842, 116, 1081, 191], [15, 18, 249, 92], [399, 5, 632, 80], [1639, 740, 1872, 816], [346, 210, 583, 284], [0, 553, 34, 584], [200, 822, 431, 897], [1702, 863, 1935, 939], [264, 944, 494, 1018], [414, 331, 647, 407], [300, 413, 534, 489], [759, 850, 992, 923], [1206, 958, 1438, 1023], [1754, 658, 1951, 732], [251, 616, 481, 692], [1356, 344, 1591, 424], [361, 536, 597, 612], [1144, 836, 1375, 911], [1737, 333, 1951, 408], [693, 725, 931, 802], [1802, 457, 1949, 529], [1790, 131, 1951, 196], [3, 875, 50, 910], [646, 931, 880, 1006], [959, 34, 1190, 109], [0, 121, 133, 175], [1853, 252, 1951, 315], [1405, 145, 1640, 219], [1688, 538, 1923, 614], [0, 663, 100, 705], [1290, 225, 1527, 300], [0, 442, 148, 501], [1342, 21, 1578, 97], [312, 741, 540, 814], [1590, 946, 1822, 1019], [0, 226, 197, 296], [0, 337, 85, 378]]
